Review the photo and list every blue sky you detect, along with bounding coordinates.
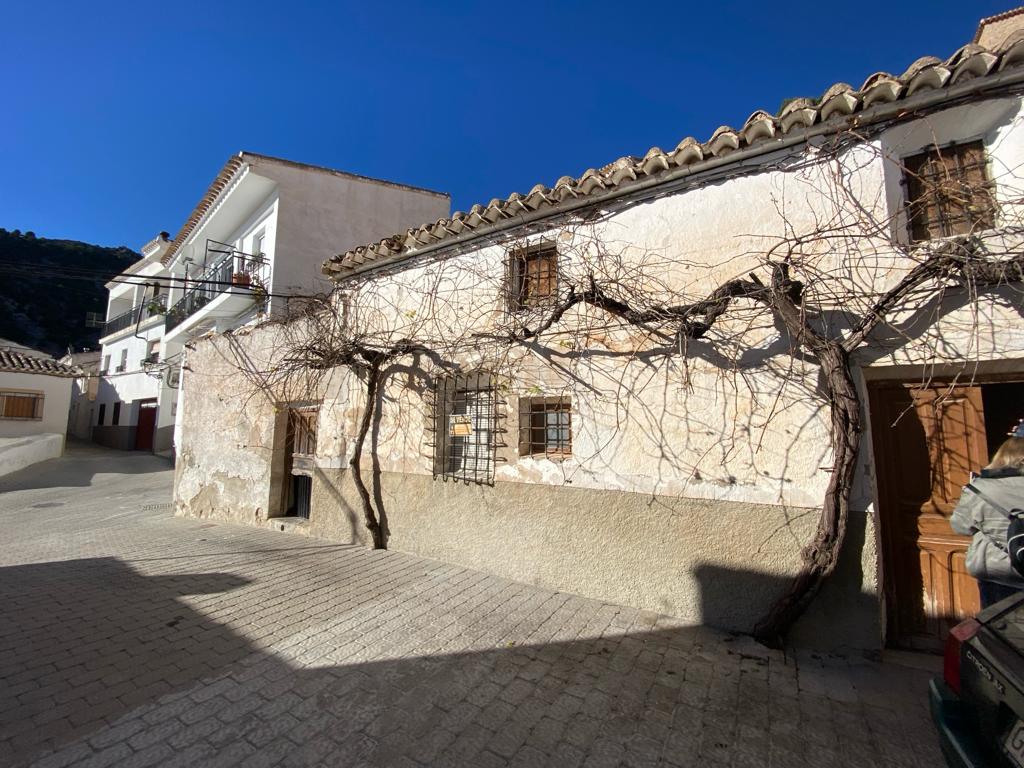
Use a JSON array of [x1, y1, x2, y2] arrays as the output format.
[[0, 1, 1012, 249]]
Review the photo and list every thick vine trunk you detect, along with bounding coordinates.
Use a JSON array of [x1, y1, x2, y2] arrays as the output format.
[[753, 343, 861, 647], [350, 364, 385, 549]]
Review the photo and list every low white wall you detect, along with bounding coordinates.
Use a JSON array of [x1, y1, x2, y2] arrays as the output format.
[[0, 433, 63, 477]]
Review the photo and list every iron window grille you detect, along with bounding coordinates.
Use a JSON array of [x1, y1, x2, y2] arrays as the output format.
[[288, 405, 319, 458], [519, 396, 572, 457], [0, 391, 43, 420], [431, 372, 499, 483], [507, 245, 559, 313], [903, 141, 996, 242]]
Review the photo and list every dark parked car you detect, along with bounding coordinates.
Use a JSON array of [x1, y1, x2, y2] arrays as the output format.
[[932, 593, 1024, 767]]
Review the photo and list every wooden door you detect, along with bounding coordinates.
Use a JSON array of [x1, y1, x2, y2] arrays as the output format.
[[870, 383, 986, 651], [134, 401, 157, 452]]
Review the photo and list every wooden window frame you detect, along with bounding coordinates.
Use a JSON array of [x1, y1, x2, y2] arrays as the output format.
[[902, 140, 996, 243], [519, 396, 572, 458], [0, 390, 44, 421], [288, 404, 319, 459], [507, 244, 559, 313]]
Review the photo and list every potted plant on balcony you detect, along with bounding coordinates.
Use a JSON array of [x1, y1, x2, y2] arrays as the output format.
[[232, 272, 251, 288], [146, 297, 167, 315]]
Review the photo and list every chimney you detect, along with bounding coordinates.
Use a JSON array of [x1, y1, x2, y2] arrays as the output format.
[[976, 7, 1024, 49], [142, 231, 174, 260]]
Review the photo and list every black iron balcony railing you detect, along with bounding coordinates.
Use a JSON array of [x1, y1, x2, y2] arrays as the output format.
[[164, 239, 269, 333], [101, 300, 163, 337]]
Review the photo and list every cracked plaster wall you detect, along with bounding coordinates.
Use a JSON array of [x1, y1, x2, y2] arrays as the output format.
[[173, 99, 1024, 649]]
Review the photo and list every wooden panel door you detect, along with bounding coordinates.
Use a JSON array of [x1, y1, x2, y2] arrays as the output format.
[[870, 383, 986, 651]]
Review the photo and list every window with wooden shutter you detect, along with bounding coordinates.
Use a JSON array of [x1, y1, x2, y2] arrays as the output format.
[[0, 391, 43, 420], [507, 245, 559, 312], [288, 405, 319, 458], [903, 142, 996, 242], [519, 396, 572, 457]]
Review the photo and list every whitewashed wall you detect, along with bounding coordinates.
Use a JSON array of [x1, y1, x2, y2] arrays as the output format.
[[175, 96, 1024, 649], [0, 372, 72, 439]]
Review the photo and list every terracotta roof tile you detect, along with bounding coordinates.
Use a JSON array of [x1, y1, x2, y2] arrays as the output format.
[[0, 350, 80, 378]]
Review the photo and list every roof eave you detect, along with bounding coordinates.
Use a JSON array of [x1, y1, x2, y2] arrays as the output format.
[[325, 62, 1024, 283]]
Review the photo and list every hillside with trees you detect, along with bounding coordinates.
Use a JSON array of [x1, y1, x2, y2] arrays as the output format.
[[0, 228, 138, 356]]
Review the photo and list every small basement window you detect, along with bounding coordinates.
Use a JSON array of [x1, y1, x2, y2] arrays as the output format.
[[519, 396, 572, 457], [432, 372, 498, 483], [508, 245, 558, 312], [903, 141, 996, 242], [0, 391, 43, 420]]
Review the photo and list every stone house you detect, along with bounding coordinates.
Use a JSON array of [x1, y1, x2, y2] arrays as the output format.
[[174, 12, 1024, 651]]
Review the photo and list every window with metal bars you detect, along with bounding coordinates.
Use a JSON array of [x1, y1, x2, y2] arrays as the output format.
[[903, 141, 996, 242], [288, 405, 319, 458], [519, 396, 572, 457], [432, 372, 498, 483], [507, 245, 559, 312], [0, 391, 43, 420]]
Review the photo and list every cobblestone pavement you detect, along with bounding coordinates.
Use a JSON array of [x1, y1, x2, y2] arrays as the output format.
[[0, 445, 943, 767]]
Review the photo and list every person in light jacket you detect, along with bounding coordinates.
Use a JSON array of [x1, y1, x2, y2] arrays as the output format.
[[951, 435, 1024, 608]]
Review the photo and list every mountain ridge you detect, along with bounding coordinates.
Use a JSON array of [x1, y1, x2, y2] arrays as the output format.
[[0, 228, 138, 357]]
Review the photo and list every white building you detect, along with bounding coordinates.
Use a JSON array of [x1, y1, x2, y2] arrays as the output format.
[[94, 233, 175, 453], [158, 152, 450, 452], [96, 152, 450, 457], [0, 344, 79, 475], [60, 348, 101, 441]]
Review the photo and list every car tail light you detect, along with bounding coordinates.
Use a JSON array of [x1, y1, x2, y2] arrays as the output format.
[[944, 618, 982, 695]]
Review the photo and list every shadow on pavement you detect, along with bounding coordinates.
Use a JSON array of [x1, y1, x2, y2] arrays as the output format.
[[0, 558, 250, 763], [0, 551, 940, 768]]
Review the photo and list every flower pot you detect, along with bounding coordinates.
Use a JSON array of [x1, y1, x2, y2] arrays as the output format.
[[232, 272, 251, 287]]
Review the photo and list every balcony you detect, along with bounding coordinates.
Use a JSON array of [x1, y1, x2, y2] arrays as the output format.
[[164, 240, 269, 334], [101, 301, 162, 338]]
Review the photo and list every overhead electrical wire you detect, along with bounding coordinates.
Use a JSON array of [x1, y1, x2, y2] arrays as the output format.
[[0, 259, 324, 301]]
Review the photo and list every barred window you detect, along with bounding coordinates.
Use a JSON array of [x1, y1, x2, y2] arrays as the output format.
[[432, 372, 497, 483], [904, 141, 996, 242], [288, 405, 319, 458], [508, 245, 558, 311], [519, 396, 572, 457], [0, 391, 43, 420]]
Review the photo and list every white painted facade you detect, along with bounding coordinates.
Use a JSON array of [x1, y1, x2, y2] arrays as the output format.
[[0, 370, 73, 441], [161, 152, 450, 452], [95, 234, 176, 452]]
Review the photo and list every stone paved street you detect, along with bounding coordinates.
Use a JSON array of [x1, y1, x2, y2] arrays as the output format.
[[0, 445, 943, 767]]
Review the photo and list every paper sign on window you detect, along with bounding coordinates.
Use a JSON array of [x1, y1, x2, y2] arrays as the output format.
[[449, 414, 473, 437]]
